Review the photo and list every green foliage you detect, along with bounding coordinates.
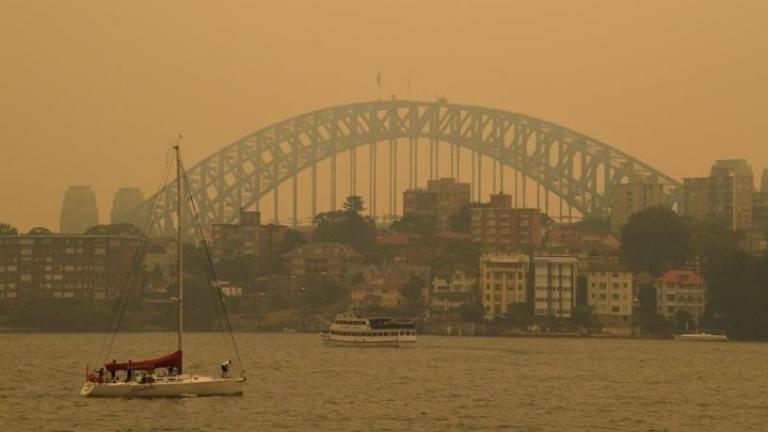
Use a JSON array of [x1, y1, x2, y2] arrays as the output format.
[[216, 255, 258, 284], [571, 305, 599, 329], [27, 227, 52, 235], [400, 276, 425, 306], [685, 217, 742, 259], [620, 206, 692, 276], [302, 277, 347, 308], [390, 214, 435, 237], [638, 310, 670, 335], [0, 223, 18, 236], [431, 239, 482, 276], [506, 302, 533, 327], [313, 196, 376, 256], [448, 202, 489, 233], [342, 195, 365, 213], [673, 310, 696, 332], [84, 223, 145, 238], [703, 251, 768, 340], [266, 228, 307, 274], [459, 302, 485, 323]]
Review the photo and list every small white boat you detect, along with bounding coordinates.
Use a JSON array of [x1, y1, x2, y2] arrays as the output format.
[[320, 313, 417, 348], [81, 144, 245, 397], [673, 332, 729, 342]]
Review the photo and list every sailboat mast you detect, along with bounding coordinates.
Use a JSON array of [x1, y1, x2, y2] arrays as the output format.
[[175, 143, 184, 354]]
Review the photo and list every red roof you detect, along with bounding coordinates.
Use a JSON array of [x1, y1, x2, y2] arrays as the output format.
[[434, 230, 472, 241], [376, 232, 410, 246], [657, 270, 705, 285]]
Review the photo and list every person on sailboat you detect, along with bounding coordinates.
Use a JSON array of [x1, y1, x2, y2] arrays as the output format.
[[126, 360, 133, 382], [221, 360, 232, 378]]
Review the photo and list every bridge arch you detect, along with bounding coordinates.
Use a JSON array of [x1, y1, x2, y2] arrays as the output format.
[[133, 100, 681, 235]]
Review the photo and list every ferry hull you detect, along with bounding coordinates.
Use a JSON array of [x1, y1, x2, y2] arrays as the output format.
[[321, 333, 416, 348], [80, 376, 245, 397], [673, 333, 729, 342]]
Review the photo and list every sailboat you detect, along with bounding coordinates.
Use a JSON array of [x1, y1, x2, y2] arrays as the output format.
[[80, 144, 246, 397]]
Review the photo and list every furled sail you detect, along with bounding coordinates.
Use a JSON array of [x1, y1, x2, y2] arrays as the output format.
[[105, 350, 182, 373]]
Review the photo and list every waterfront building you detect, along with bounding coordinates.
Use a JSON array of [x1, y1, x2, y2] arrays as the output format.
[[0, 234, 139, 304], [581, 257, 633, 327], [283, 242, 363, 276], [479, 253, 529, 320], [428, 268, 478, 321], [656, 270, 707, 321], [533, 255, 578, 318], [349, 263, 430, 310], [60, 185, 99, 234], [350, 265, 407, 308], [471, 193, 542, 253], [753, 169, 768, 233], [110, 187, 145, 224], [402, 178, 470, 230], [609, 179, 666, 233], [683, 160, 755, 231], [211, 208, 288, 263]]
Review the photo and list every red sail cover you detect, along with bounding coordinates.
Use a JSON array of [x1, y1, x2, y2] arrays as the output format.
[[105, 350, 182, 373]]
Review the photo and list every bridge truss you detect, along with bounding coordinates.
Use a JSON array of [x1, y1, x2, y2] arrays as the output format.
[[131, 100, 681, 236]]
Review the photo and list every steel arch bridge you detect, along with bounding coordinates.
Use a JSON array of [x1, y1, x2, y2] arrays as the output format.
[[132, 99, 681, 236]]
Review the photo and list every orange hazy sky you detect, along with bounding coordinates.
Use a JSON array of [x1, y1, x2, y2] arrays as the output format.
[[1, 0, 767, 231]]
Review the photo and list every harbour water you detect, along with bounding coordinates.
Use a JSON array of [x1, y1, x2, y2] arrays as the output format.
[[1, 332, 766, 431]]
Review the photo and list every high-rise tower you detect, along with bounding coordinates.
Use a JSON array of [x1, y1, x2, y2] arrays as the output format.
[[60, 185, 99, 233], [110, 187, 145, 224]]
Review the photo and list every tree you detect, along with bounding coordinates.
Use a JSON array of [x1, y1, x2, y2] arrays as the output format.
[[506, 302, 533, 327], [431, 240, 482, 276], [571, 305, 598, 329], [303, 277, 347, 308], [620, 206, 692, 276], [84, 223, 145, 238], [703, 250, 768, 340], [215, 255, 258, 284], [390, 214, 434, 237], [400, 276, 425, 307], [460, 302, 485, 323], [313, 196, 376, 256], [343, 195, 365, 214], [685, 218, 742, 261], [673, 310, 696, 332], [28, 227, 52, 235], [266, 229, 307, 274], [0, 223, 18, 236]]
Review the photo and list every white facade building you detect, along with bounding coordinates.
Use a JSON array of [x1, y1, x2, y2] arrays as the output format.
[[429, 269, 478, 321], [656, 270, 707, 321], [479, 254, 529, 320], [533, 256, 577, 318], [583, 261, 634, 326]]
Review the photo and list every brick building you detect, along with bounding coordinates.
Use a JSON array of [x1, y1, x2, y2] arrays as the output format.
[[211, 208, 287, 263], [471, 193, 542, 253], [283, 242, 363, 276], [402, 178, 470, 230], [0, 234, 140, 304]]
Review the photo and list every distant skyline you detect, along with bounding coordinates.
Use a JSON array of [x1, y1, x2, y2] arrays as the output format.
[[2, 0, 767, 231]]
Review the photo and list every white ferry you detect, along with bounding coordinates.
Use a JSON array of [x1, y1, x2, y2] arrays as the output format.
[[673, 331, 729, 342], [321, 313, 417, 347]]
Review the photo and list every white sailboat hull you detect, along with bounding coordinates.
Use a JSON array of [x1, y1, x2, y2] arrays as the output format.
[[80, 375, 245, 397]]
